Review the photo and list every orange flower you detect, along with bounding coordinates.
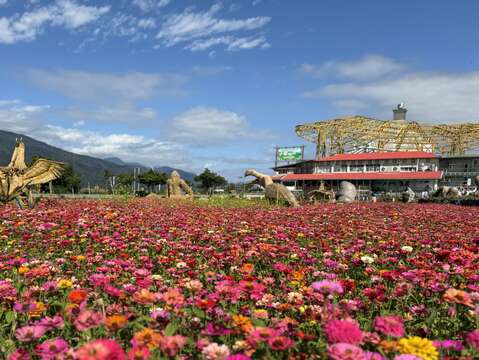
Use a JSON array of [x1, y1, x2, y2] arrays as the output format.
[[68, 289, 88, 304], [162, 288, 184, 306], [443, 288, 474, 307], [133, 328, 162, 349], [105, 314, 128, 331], [18, 266, 29, 274], [133, 289, 157, 305], [28, 302, 46, 318], [379, 339, 398, 352], [232, 314, 253, 333], [291, 270, 305, 282], [240, 263, 254, 275]]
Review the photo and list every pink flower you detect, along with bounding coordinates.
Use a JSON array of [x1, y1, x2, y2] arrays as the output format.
[[15, 325, 47, 342], [0, 280, 17, 300], [328, 343, 366, 360], [365, 352, 386, 360], [42, 281, 58, 292], [467, 329, 479, 351], [159, 335, 187, 357], [36, 338, 69, 360], [312, 280, 343, 295], [373, 315, 405, 338], [13, 302, 36, 313], [74, 310, 105, 331], [201, 343, 230, 360], [8, 349, 31, 360], [393, 356, 423, 360], [127, 346, 150, 360], [267, 335, 295, 351], [227, 356, 251, 360], [36, 316, 65, 330], [324, 319, 363, 345], [75, 339, 126, 360], [246, 327, 277, 347]]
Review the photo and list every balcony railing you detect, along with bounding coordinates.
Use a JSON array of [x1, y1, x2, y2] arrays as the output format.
[[443, 171, 479, 177]]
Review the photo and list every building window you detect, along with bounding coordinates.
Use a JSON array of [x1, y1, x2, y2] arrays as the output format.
[[366, 164, 380, 172], [350, 165, 364, 172]]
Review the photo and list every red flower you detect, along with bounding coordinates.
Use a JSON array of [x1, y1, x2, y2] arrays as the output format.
[[68, 289, 88, 304]]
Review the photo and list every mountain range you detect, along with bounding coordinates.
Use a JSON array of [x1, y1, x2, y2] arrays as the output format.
[[0, 130, 196, 186]]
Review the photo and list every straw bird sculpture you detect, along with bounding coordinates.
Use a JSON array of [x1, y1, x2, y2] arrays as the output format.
[[244, 169, 299, 207], [0, 139, 64, 208]]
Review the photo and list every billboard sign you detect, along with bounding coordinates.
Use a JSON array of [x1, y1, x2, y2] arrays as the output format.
[[276, 147, 303, 161]]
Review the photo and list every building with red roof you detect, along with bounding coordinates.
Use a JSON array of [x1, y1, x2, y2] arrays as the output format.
[[272, 151, 444, 195]]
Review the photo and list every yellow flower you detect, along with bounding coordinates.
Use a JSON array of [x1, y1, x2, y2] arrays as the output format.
[[398, 337, 438, 360], [289, 280, 300, 288], [18, 266, 29, 274], [253, 309, 268, 319], [58, 279, 73, 289], [77, 255, 86, 261]]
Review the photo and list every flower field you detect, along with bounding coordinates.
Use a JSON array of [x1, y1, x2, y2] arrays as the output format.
[[0, 199, 478, 360]]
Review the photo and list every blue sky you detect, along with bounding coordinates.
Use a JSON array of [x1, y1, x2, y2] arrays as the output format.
[[1, 0, 479, 179]]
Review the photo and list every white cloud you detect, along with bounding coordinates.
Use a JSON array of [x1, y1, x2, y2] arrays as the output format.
[[165, 106, 272, 146], [0, 0, 109, 44], [0, 99, 191, 168], [61, 104, 157, 124], [36, 125, 191, 168], [186, 35, 269, 51], [156, 3, 271, 51], [300, 55, 405, 80], [0, 0, 8, 6], [0, 99, 277, 177], [73, 120, 85, 127], [0, 99, 45, 133], [133, 0, 171, 12], [301, 55, 479, 123], [26, 69, 188, 102], [138, 18, 156, 29]]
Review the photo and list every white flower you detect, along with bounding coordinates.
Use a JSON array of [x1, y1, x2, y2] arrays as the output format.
[[202, 342, 230, 360], [401, 245, 413, 252], [360, 255, 375, 264], [176, 261, 187, 269]]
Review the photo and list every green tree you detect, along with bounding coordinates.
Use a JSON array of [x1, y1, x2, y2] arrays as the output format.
[[194, 168, 227, 193], [51, 164, 82, 194], [117, 173, 134, 187], [138, 169, 167, 193]]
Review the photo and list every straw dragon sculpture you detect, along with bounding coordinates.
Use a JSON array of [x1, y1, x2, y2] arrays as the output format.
[[0, 139, 64, 208], [245, 169, 299, 207]]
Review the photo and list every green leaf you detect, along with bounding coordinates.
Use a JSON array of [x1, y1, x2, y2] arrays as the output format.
[[164, 321, 178, 336], [5, 311, 15, 324], [192, 308, 205, 318]]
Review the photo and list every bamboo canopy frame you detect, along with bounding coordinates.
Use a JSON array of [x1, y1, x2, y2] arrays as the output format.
[[295, 116, 479, 158]]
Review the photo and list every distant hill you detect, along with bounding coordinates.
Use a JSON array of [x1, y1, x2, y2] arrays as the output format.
[[0, 130, 196, 186], [154, 166, 196, 184], [104, 157, 197, 183]]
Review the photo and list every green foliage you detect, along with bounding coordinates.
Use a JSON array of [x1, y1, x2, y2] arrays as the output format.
[[138, 169, 167, 192], [117, 173, 134, 187], [194, 168, 227, 192]]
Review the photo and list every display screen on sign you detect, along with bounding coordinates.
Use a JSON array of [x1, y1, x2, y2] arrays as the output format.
[[277, 147, 303, 161]]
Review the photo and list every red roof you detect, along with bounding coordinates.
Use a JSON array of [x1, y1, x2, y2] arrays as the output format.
[[274, 171, 443, 181], [316, 151, 438, 162]]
